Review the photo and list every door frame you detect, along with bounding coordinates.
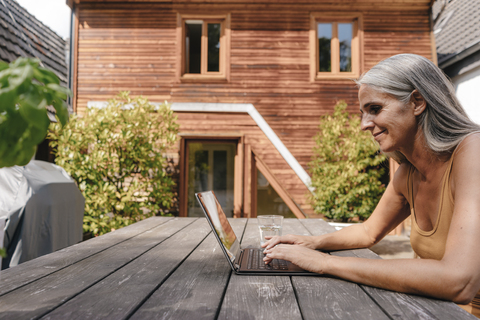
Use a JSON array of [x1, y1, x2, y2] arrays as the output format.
[[179, 134, 244, 217]]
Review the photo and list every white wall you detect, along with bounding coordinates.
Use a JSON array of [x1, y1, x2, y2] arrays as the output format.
[[452, 66, 480, 125]]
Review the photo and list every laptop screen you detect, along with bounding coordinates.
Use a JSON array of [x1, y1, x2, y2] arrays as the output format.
[[197, 191, 241, 263]]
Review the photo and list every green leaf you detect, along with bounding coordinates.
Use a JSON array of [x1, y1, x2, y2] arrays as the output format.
[[0, 61, 9, 72], [0, 247, 6, 258], [18, 94, 50, 131], [52, 98, 69, 126], [0, 86, 17, 112], [0, 57, 70, 168], [8, 64, 34, 90], [47, 83, 71, 100], [34, 66, 60, 85]]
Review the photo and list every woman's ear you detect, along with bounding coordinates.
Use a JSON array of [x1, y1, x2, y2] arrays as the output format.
[[411, 90, 427, 116]]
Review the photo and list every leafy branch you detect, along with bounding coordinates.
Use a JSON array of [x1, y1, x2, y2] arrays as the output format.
[[0, 58, 70, 168]]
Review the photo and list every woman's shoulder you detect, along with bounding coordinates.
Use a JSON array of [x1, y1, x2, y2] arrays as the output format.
[[390, 162, 413, 198], [454, 132, 480, 160], [448, 132, 480, 206], [451, 132, 480, 180]]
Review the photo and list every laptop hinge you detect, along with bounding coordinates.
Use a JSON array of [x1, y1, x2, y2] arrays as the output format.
[[235, 250, 244, 270]]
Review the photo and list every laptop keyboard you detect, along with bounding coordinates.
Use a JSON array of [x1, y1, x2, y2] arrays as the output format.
[[247, 249, 289, 270]]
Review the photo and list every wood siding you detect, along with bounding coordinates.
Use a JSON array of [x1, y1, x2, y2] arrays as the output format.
[[73, 0, 433, 216]]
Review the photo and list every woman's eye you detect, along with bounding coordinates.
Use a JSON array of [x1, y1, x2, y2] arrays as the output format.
[[370, 107, 381, 114]]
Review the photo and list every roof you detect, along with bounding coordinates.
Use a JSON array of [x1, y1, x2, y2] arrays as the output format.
[[0, 0, 68, 85], [433, 0, 480, 68]]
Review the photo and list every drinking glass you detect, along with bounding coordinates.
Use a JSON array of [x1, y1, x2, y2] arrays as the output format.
[[257, 215, 283, 246]]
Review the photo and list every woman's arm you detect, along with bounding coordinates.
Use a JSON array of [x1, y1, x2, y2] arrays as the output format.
[[263, 163, 412, 252], [267, 248, 469, 303]]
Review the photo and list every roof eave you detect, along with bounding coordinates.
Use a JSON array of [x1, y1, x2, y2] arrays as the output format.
[[66, 0, 80, 9], [439, 40, 480, 69]]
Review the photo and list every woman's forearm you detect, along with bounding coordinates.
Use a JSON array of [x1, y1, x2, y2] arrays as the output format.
[[313, 223, 378, 251], [322, 255, 474, 304]]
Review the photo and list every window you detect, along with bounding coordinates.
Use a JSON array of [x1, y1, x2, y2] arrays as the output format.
[[178, 14, 230, 81], [256, 169, 296, 218], [310, 13, 363, 80]]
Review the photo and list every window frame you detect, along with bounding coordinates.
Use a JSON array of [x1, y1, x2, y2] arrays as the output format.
[[309, 12, 363, 81], [177, 13, 231, 82]]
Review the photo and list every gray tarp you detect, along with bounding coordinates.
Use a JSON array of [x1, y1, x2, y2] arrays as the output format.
[[0, 160, 84, 269]]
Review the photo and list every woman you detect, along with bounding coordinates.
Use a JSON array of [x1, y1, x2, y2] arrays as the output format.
[[262, 54, 480, 305]]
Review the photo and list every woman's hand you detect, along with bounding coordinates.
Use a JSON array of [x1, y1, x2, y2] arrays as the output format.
[[263, 244, 329, 274], [261, 234, 319, 250]]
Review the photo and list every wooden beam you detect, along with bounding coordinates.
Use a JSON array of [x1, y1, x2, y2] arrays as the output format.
[[234, 136, 244, 218], [178, 137, 187, 217], [243, 143, 253, 218], [72, 8, 79, 113]]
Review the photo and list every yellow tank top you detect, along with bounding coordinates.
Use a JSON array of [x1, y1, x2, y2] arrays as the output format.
[[407, 153, 455, 260], [407, 149, 480, 314]]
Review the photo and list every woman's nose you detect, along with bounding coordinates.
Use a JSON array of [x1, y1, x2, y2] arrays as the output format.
[[360, 114, 374, 132]]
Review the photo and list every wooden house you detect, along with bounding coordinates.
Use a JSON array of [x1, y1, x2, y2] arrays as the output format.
[[66, 0, 435, 219]]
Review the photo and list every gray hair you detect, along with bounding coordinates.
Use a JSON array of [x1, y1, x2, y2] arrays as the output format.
[[356, 53, 480, 163]]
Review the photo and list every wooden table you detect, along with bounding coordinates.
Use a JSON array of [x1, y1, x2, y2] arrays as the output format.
[[0, 217, 475, 320]]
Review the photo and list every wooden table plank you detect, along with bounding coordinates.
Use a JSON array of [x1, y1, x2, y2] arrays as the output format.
[[0, 218, 196, 320], [38, 218, 211, 320], [0, 216, 173, 297], [129, 218, 247, 320], [218, 218, 303, 320], [300, 219, 476, 320], [294, 276, 391, 320], [284, 219, 389, 320]]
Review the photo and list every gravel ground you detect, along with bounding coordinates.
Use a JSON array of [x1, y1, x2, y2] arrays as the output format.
[[370, 235, 415, 259]]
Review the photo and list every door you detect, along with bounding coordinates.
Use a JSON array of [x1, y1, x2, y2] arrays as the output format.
[[186, 141, 236, 217]]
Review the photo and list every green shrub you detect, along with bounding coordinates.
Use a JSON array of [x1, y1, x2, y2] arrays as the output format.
[[49, 92, 179, 236], [0, 58, 69, 168], [309, 101, 387, 222]]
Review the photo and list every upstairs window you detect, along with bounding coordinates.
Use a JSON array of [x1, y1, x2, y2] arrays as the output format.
[[179, 14, 230, 81], [310, 13, 363, 80]]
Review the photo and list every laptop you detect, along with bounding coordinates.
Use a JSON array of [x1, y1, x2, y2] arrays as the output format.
[[195, 191, 315, 275]]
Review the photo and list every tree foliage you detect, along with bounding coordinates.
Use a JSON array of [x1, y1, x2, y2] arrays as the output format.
[[309, 101, 387, 222], [0, 58, 70, 168], [49, 92, 179, 236]]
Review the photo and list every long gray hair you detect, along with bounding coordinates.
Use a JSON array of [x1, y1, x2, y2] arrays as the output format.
[[356, 54, 480, 164]]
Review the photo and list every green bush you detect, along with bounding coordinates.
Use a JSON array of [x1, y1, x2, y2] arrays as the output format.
[[309, 101, 387, 222], [0, 58, 69, 168], [49, 92, 179, 236]]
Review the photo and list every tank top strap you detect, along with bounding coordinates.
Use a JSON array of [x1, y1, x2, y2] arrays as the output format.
[[405, 163, 416, 209], [405, 153, 454, 213]]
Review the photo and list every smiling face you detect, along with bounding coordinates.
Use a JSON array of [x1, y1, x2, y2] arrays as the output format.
[[358, 84, 420, 154]]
